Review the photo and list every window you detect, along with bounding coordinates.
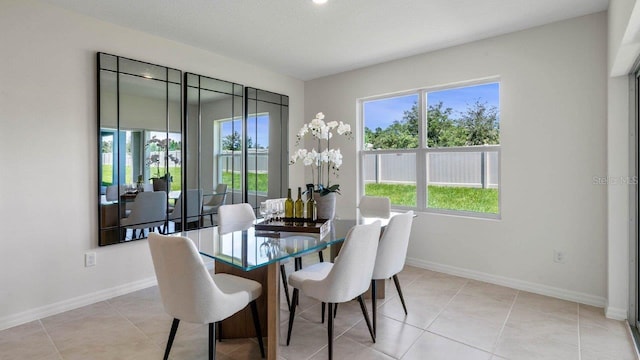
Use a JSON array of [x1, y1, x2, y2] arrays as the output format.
[[361, 81, 500, 217]]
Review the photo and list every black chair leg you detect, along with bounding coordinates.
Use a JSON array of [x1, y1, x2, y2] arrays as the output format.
[[334, 303, 338, 318], [393, 274, 408, 315], [321, 302, 326, 323], [294, 257, 302, 271], [327, 303, 334, 360], [357, 295, 375, 343], [163, 318, 179, 360], [208, 322, 216, 360], [250, 301, 266, 358], [371, 279, 377, 336], [318, 250, 324, 262], [286, 288, 299, 345], [280, 264, 291, 309]]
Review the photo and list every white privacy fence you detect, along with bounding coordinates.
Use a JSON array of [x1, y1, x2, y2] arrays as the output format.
[[218, 150, 269, 173], [102, 150, 182, 167], [363, 149, 499, 189]]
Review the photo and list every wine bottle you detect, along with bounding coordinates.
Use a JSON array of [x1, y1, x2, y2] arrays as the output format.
[[294, 187, 304, 219], [306, 189, 316, 221], [284, 188, 294, 218]]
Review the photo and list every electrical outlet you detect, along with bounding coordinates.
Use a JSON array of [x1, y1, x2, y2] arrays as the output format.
[[85, 252, 96, 267], [553, 250, 566, 264]]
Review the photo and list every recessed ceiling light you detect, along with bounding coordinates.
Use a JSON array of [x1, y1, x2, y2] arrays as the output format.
[[313, 0, 327, 4]]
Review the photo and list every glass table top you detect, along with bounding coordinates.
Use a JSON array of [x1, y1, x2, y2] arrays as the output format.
[[178, 217, 394, 271]]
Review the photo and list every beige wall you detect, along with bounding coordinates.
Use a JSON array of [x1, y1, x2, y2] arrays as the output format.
[[0, 0, 304, 329], [305, 13, 608, 306]]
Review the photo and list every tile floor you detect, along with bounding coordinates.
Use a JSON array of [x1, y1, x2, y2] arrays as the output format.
[[0, 265, 637, 360]]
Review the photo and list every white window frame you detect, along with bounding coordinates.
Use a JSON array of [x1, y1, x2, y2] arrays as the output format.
[[358, 81, 501, 219]]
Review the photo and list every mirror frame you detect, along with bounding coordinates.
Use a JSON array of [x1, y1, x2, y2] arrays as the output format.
[[97, 52, 183, 246]]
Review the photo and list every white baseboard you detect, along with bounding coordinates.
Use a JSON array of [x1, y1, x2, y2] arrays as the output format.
[[0, 261, 216, 332], [406, 257, 607, 308], [606, 305, 628, 320], [0, 277, 157, 332]]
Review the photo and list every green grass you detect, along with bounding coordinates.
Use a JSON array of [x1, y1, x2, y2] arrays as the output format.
[[102, 165, 181, 191], [222, 171, 268, 193], [365, 183, 499, 214]]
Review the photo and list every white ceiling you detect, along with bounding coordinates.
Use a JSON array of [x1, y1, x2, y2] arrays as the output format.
[[42, 0, 608, 80]]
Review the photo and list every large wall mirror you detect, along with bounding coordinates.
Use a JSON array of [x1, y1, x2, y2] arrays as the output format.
[[98, 53, 182, 245], [244, 87, 289, 209], [184, 75, 289, 230], [98, 54, 289, 245]]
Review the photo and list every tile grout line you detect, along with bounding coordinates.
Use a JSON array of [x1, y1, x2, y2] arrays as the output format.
[[577, 303, 582, 360], [424, 278, 469, 329], [488, 289, 519, 356], [105, 298, 166, 352], [38, 319, 64, 360]]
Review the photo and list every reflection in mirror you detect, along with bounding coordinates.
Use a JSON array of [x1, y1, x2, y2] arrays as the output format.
[[98, 53, 182, 245], [245, 88, 289, 210], [185, 73, 243, 228]]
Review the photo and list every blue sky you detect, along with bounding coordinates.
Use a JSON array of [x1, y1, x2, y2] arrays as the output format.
[[364, 82, 500, 130], [221, 114, 270, 148]]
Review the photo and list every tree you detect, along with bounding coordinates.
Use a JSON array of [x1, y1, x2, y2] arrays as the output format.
[[458, 100, 500, 145], [221, 131, 253, 150], [426, 102, 466, 147], [364, 104, 419, 149]]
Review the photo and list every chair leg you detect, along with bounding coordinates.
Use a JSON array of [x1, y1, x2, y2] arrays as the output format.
[[393, 274, 408, 315], [294, 257, 302, 271], [321, 302, 326, 323], [334, 303, 338, 318], [280, 264, 291, 310], [250, 301, 266, 358], [318, 250, 324, 262], [371, 279, 377, 336], [163, 318, 180, 360], [357, 295, 375, 343], [208, 322, 216, 360], [286, 288, 299, 345], [327, 303, 334, 360]]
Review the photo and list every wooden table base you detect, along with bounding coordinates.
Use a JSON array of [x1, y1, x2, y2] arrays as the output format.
[[214, 261, 279, 359]]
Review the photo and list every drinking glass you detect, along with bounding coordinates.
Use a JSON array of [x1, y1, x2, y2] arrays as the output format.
[[259, 202, 269, 221]]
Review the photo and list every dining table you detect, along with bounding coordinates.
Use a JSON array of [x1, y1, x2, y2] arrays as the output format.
[[177, 215, 395, 359]]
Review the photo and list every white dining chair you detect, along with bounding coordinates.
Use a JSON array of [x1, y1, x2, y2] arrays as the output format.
[[148, 233, 264, 360], [217, 203, 256, 235], [370, 211, 414, 334], [286, 221, 381, 360], [202, 184, 228, 226], [358, 196, 391, 218], [120, 191, 167, 239], [168, 189, 203, 231], [217, 203, 295, 310]]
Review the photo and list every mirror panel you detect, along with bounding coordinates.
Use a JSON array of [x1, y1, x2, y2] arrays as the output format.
[[245, 87, 289, 209], [98, 53, 182, 245], [185, 73, 244, 228]]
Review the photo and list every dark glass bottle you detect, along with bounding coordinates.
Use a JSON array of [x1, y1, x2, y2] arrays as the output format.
[[306, 189, 316, 221], [284, 188, 294, 218], [294, 187, 304, 219]]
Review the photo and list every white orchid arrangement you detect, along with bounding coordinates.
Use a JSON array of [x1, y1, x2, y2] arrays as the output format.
[[290, 112, 352, 196]]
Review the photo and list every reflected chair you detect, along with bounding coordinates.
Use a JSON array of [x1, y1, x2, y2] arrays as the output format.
[[286, 221, 381, 360], [358, 196, 391, 219], [370, 211, 414, 335], [120, 191, 167, 239], [202, 184, 228, 226], [148, 233, 265, 360], [168, 189, 203, 231]]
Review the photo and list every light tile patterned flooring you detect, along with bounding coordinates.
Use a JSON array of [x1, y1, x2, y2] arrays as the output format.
[[0, 265, 637, 360]]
